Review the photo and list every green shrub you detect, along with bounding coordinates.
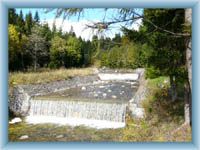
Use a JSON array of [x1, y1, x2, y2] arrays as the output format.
[[145, 66, 162, 79], [100, 43, 148, 69]]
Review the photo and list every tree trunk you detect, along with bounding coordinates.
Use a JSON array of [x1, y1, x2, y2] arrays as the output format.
[[170, 75, 177, 101], [184, 80, 192, 125], [185, 8, 192, 124], [21, 53, 24, 70]]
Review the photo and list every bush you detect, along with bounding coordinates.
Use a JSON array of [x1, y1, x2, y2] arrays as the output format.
[[100, 43, 148, 69], [145, 66, 162, 79]]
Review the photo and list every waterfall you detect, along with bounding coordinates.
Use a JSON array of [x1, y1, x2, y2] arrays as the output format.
[[26, 99, 127, 129]]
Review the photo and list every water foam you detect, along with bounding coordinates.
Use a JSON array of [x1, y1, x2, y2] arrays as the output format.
[[26, 116, 126, 129]]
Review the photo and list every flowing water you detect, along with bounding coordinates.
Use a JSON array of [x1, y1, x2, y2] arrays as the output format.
[[23, 73, 140, 129], [27, 99, 127, 128]]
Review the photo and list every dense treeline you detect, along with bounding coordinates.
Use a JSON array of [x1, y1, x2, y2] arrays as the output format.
[[9, 9, 93, 71], [9, 9, 147, 71]]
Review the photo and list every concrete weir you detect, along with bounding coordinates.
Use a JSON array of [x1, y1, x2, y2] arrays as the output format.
[[10, 68, 145, 129]]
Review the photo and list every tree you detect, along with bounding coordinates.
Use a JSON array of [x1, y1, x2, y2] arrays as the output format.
[[25, 12, 33, 34], [65, 36, 82, 67], [9, 24, 28, 70], [34, 11, 40, 24], [69, 26, 76, 37], [184, 8, 192, 125], [52, 22, 57, 37], [16, 10, 25, 38], [49, 35, 67, 68], [26, 25, 48, 71], [9, 8, 18, 25], [49, 35, 82, 68], [143, 9, 186, 100], [9, 24, 21, 70], [41, 23, 52, 42]]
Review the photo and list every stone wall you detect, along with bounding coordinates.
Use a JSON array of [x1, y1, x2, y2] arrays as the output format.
[[9, 75, 99, 116], [128, 68, 149, 118]]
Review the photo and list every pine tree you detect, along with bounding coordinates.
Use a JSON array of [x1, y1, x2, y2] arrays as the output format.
[[52, 22, 57, 37], [9, 8, 18, 25], [69, 26, 76, 37], [16, 10, 25, 38], [34, 11, 40, 24], [25, 11, 33, 34]]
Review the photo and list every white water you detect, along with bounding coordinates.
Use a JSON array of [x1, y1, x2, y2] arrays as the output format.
[[26, 99, 127, 129], [98, 73, 139, 81], [26, 116, 126, 129]]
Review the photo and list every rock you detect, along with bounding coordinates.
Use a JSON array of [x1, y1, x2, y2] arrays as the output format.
[[94, 94, 98, 97], [131, 85, 137, 88], [103, 93, 107, 97], [19, 135, 29, 140], [102, 66, 106, 70], [164, 79, 168, 83], [120, 91, 124, 95], [108, 89, 112, 93], [112, 95, 117, 99], [81, 87, 86, 90], [93, 68, 99, 74], [121, 85, 125, 88], [9, 117, 22, 124], [56, 135, 64, 139], [99, 86, 105, 88], [129, 103, 145, 118], [134, 108, 145, 118]]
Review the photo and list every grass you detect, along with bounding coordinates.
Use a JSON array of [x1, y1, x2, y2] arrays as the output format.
[[122, 116, 191, 142], [129, 76, 192, 142], [9, 122, 123, 142], [9, 67, 94, 87]]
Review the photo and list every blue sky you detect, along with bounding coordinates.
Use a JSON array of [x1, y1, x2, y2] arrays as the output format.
[[16, 8, 143, 40]]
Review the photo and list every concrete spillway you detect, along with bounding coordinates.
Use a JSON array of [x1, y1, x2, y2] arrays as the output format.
[[98, 73, 139, 81], [10, 69, 144, 129], [26, 98, 127, 129]]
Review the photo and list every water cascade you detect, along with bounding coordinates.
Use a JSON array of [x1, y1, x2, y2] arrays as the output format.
[[11, 69, 143, 129], [26, 99, 127, 129]]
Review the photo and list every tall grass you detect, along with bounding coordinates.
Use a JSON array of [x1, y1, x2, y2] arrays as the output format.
[[9, 67, 94, 87], [122, 76, 191, 142]]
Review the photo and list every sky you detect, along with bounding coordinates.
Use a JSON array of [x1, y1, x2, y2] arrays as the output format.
[[16, 8, 143, 41]]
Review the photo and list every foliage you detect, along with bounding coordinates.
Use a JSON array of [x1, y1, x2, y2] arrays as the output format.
[[49, 35, 83, 68], [143, 9, 187, 80], [34, 11, 40, 23], [100, 41, 151, 69], [26, 25, 49, 70], [9, 9, 97, 71], [25, 12, 33, 35], [8, 24, 28, 70], [65, 36, 82, 67], [49, 35, 67, 68], [9, 9, 18, 24]]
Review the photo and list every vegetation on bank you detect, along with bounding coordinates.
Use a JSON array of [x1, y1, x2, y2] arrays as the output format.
[[9, 67, 94, 87], [123, 76, 191, 142]]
